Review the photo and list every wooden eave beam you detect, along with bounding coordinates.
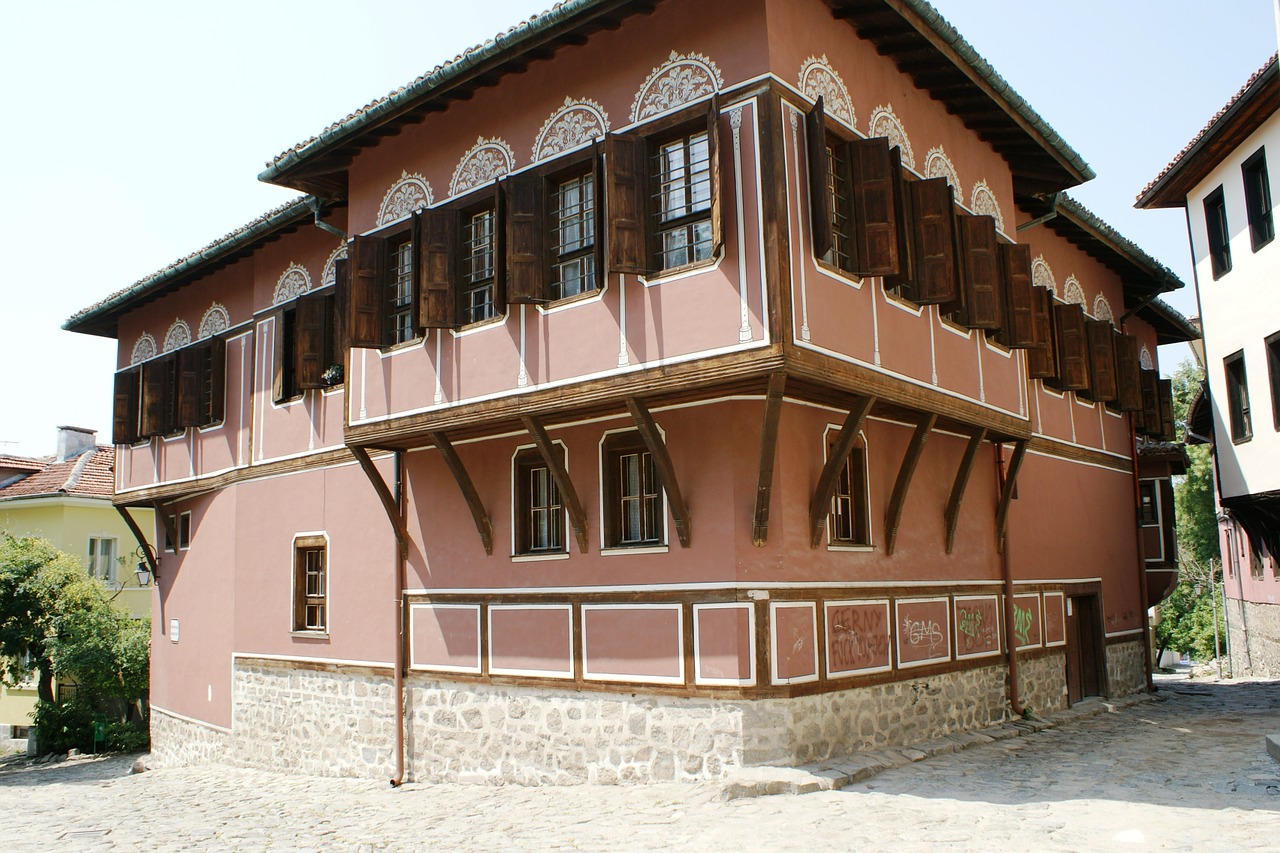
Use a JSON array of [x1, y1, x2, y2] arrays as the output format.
[[626, 397, 691, 548], [427, 431, 493, 555], [349, 446, 409, 559], [115, 505, 159, 579], [995, 439, 1029, 554], [884, 413, 937, 556], [521, 415, 589, 554], [944, 428, 987, 554], [809, 396, 876, 548], [752, 373, 787, 547], [151, 500, 177, 550]]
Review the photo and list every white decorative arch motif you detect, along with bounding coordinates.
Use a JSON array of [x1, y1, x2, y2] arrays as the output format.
[[130, 333, 157, 365], [1093, 294, 1115, 325], [923, 146, 960, 193], [532, 97, 610, 162], [197, 304, 230, 339], [1062, 275, 1086, 307], [969, 180, 1005, 232], [798, 55, 855, 128], [449, 137, 516, 198], [630, 50, 724, 123], [321, 243, 348, 289], [867, 104, 915, 170], [273, 263, 313, 306], [1031, 255, 1056, 297], [1139, 345, 1154, 370], [162, 319, 191, 353], [376, 171, 434, 226]]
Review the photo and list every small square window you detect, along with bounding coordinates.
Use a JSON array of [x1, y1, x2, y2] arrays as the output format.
[[293, 536, 327, 633], [1224, 350, 1252, 442], [1204, 186, 1232, 279], [1242, 147, 1274, 252], [1138, 481, 1159, 526]]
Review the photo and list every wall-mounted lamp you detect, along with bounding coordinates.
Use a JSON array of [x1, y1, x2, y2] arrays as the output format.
[[134, 543, 158, 587]]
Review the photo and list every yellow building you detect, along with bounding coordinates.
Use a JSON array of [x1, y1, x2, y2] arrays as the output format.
[[0, 427, 153, 749]]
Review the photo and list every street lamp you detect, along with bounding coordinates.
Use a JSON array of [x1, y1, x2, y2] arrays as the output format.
[[134, 543, 158, 587]]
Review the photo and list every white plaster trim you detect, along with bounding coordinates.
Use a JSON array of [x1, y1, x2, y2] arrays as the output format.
[[1105, 628, 1144, 639], [149, 705, 232, 734], [630, 50, 723, 123], [532, 97, 609, 162], [162, 319, 192, 353], [969, 180, 1004, 232], [321, 242, 348, 289], [449, 137, 515, 197], [197, 304, 230, 339], [231, 651, 394, 669], [823, 598, 892, 678], [407, 603, 482, 674], [400, 577, 1068, 596], [272, 263, 313, 306], [487, 604, 574, 678], [692, 602, 757, 686], [1043, 592, 1067, 648], [867, 104, 915, 170], [798, 54, 854, 129], [130, 332, 158, 365], [581, 603, 684, 685], [923, 146, 961, 193], [952, 594, 1002, 661], [376, 171, 433, 226], [769, 601, 820, 685]]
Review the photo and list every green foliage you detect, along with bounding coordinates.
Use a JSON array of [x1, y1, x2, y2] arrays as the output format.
[[1154, 575, 1224, 662], [0, 534, 86, 696], [104, 720, 149, 752], [31, 698, 95, 754]]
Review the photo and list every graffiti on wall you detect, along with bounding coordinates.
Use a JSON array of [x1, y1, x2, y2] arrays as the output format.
[[825, 601, 891, 675], [895, 598, 950, 667], [954, 596, 1000, 658]]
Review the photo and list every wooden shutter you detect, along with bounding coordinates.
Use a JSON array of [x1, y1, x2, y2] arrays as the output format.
[[333, 258, 350, 368], [1157, 378, 1176, 441], [1053, 302, 1090, 391], [272, 309, 287, 404], [591, 142, 605, 290], [706, 96, 723, 259], [348, 236, 383, 348], [883, 150, 916, 301], [177, 346, 203, 428], [112, 369, 140, 445], [417, 210, 458, 328], [999, 243, 1035, 348], [206, 336, 226, 424], [295, 293, 327, 389], [605, 133, 648, 274], [910, 177, 958, 304], [957, 213, 1002, 329], [849, 136, 900, 276], [505, 173, 547, 303], [140, 359, 166, 437], [805, 97, 834, 260], [492, 181, 507, 311], [1085, 320, 1117, 402], [1140, 369, 1160, 435], [1114, 333, 1143, 412]]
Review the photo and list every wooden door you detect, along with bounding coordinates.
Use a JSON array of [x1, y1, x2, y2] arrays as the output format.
[[1066, 594, 1103, 703]]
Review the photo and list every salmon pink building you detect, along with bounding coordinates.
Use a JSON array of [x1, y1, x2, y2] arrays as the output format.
[[67, 0, 1196, 783]]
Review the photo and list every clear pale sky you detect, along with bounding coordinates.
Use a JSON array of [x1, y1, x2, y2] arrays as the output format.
[[1, 1, 1273, 457]]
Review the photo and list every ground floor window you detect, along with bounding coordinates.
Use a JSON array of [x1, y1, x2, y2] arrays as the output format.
[[293, 536, 328, 632]]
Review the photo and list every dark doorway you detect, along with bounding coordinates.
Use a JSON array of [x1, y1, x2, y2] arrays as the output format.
[[1066, 593, 1104, 704]]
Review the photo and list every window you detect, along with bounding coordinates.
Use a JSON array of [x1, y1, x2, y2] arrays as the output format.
[[386, 235, 415, 345], [551, 172, 597, 300], [825, 141, 855, 271], [1243, 148, 1274, 252], [165, 510, 192, 553], [293, 536, 327, 633], [117, 337, 225, 443], [1224, 350, 1252, 442], [514, 448, 566, 555], [87, 537, 117, 583], [602, 432, 664, 548], [1138, 481, 1159, 526], [139, 355, 181, 437], [1250, 539, 1265, 580], [274, 292, 339, 403], [828, 436, 871, 546], [462, 207, 498, 324], [10, 726, 30, 740], [1267, 331, 1280, 431], [653, 128, 715, 271], [1204, 186, 1231, 279]]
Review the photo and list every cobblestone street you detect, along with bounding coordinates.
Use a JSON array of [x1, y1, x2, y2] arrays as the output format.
[[2, 673, 1278, 851]]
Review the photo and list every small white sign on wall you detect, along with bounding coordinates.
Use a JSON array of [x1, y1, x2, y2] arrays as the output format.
[[170, 619, 180, 643]]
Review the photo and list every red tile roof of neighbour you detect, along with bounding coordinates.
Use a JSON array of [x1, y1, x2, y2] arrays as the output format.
[[0, 447, 115, 502], [0, 454, 48, 474]]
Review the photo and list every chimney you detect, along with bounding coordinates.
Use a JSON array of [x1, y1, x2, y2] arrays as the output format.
[[56, 426, 96, 462]]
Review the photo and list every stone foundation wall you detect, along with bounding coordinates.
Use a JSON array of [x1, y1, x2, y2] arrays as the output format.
[[150, 707, 231, 767], [1226, 599, 1280, 678], [1017, 651, 1067, 715], [1105, 638, 1148, 697]]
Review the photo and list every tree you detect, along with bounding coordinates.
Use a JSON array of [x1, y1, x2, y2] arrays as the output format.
[[0, 534, 87, 703]]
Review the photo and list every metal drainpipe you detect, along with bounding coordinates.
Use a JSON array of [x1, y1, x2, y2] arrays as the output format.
[[391, 451, 406, 787], [1120, 315, 1156, 693], [997, 444, 1025, 717], [307, 197, 347, 240]]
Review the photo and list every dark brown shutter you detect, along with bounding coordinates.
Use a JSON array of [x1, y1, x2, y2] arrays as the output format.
[[805, 97, 833, 260], [140, 359, 166, 437], [1114, 334, 1143, 412], [333, 258, 350, 368], [177, 346, 202, 427], [910, 177, 958, 304], [112, 369, 140, 445], [957, 213, 1002, 329], [295, 294, 327, 389], [1140, 369, 1160, 435], [1085, 319, 1117, 402], [272, 310, 287, 404], [492, 181, 507, 311], [706, 96, 723, 259], [1053, 302, 1090, 391], [505, 173, 547, 303], [883, 150, 916, 300], [1027, 286, 1057, 378], [605, 133, 648, 274], [849, 136, 900, 276], [206, 336, 226, 424], [348, 236, 383, 348], [418, 210, 458, 328], [1157, 378, 1176, 441], [999, 243, 1035, 347], [591, 142, 605, 289]]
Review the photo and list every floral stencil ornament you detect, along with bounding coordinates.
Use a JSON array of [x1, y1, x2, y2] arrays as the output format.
[[376, 171, 434, 226], [630, 50, 723, 123], [130, 333, 157, 365], [273, 263, 313, 306], [1062, 275, 1086, 307], [798, 55, 854, 128], [321, 243, 348, 289], [1093, 294, 1115, 324], [533, 97, 609, 162], [162, 319, 191, 353], [1031, 255, 1056, 297], [867, 104, 915, 170], [197, 304, 230, 339], [1139, 345, 1154, 370], [970, 180, 1005, 232], [924, 146, 960, 193], [449, 137, 515, 197]]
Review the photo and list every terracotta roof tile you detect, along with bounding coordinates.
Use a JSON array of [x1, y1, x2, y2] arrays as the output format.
[[0, 447, 115, 502]]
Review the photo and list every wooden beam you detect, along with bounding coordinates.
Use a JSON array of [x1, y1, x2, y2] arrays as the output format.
[[809, 396, 876, 548], [521, 415, 589, 554], [349, 446, 409, 559], [884, 414, 937, 555], [752, 372, 787, 547], [428, 431, 493, 556], [626, 397, 691, 548], [944, 428, 987, 554], [114, 505, 159, 580], [151, 500, 177, 551], [995, 439, 1029, 554]]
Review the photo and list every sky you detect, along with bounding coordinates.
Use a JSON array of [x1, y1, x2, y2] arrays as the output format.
[[1, 1, 1275, 458]]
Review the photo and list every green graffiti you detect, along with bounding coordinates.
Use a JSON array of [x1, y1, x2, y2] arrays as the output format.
[[957, 608, 982, 639], [1013, 603, 1032, 646]]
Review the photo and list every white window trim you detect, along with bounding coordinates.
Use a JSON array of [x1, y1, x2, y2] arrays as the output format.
[[597, 425, 670, 551], [821, 423, 873, 549], [510, 439, 571, 559], [289, 531, 330, 637]]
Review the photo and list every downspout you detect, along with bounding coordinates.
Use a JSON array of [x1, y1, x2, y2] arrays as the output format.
[[307, 197, 347, 240], [392, 451, 406, 787], [1015, 191, 1062, 233], [996, 445, 1025, 717]]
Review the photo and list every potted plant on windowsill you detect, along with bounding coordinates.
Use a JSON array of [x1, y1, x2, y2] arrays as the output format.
[[320, 364, 343, 387]]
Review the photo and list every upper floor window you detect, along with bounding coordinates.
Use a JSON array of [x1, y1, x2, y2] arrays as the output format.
[[602, 432, 664, 548], [828, 434, 870, 547], [275, 290, 340, 404], [1267, 330, 1280, 431], [462, 206, 498, 325], [116, 336, 227, 444], [87, 537, 117, 583], [1242, 147, 1274, 252], [514, 447, 566, 555], [1224, 349, 1252, 442], [654, 128, 714, 271], [386, 235, 415, 345], [1204, 186, 1231, 279], [1138, 481, 1159, 526], [551, 172, 597, 300], [293, 535, 327, 633]]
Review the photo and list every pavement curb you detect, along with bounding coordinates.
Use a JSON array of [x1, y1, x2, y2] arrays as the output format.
[[719, 690, 1159, 801]]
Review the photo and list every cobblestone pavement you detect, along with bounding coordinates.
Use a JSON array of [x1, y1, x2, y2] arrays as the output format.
[[2, 672, 1278, 852]]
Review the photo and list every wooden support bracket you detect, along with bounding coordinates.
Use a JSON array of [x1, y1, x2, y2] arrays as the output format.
[[626, 397, 691, 548], [809, 396, 876, 548], [752, 372, 787, 547], [428, 431, 493, 555], [349, 446, 409, 559], [944, 428, 988, 554], [115, 505, 159, 579], [151, 500, 178, 551], [884, 413, 937, 556], [521, 415, 589, 553], [995, 439, 1028, 554]]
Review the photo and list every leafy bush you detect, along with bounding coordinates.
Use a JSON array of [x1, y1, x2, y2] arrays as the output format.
[[31, 699, 95, 754], [104, 720, 149, 752]]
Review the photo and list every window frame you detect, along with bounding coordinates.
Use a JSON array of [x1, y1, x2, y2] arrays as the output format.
[[825, 429, 872, 549], [1242, 147, 1274, 252], [1138, 480, 1159, 527], [1224, 349, 1252, 443], [87, 536, 118, 584], [600, 430, 667, 551], [1204, 185, 1232, 279], [1266, 330, 1280, 432], [512, 444, 570, 558], [547, 161, 601, 303], [459, 198, 500, 327], [274, 286, 340, 404], [292, 534, 329, 635], [650, 122, 717, 274], [384, 230, 417, 347]]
